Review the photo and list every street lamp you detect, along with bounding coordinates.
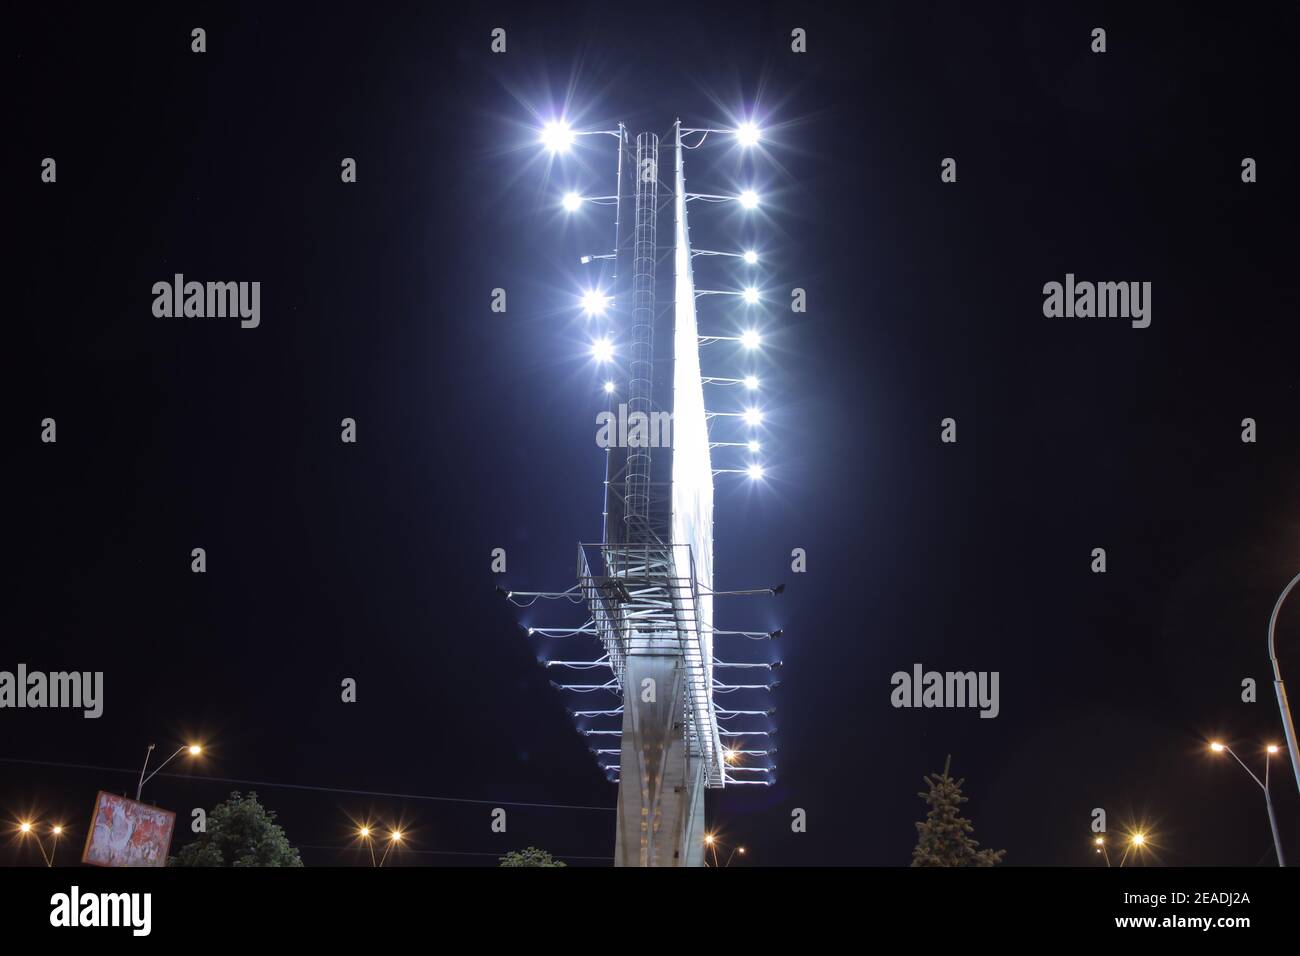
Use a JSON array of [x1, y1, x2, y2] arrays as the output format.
[[379, 829, 403, 868], [136, 742, 203, 801], [1267, 571, 1300, 797], [1093, 835, 1111, 867], [1117, 832, 1147, 868], [355, 825, 379, 867], [1208, 740, 1286, 866], [16, 821, 54, 867]]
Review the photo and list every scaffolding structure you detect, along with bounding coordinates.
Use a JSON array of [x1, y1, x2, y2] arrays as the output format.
[[504, 117, 780, 867]]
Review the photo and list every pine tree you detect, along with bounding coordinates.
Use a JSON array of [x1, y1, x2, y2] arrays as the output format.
[[911, 755, 1005, 867]]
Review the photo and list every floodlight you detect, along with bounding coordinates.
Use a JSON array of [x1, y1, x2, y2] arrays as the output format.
[[742, 287, 760, 305], [591, 338, 614, 363], [581, 290, 608, 315], [739, 329, 761, 349], [562, 191, 583, 212], [747, 439, 761, 452], [541, 121, 575, 153], [742, 408, 763, 426], [738, 190, 760, 209], [736, 123, 761, 147], [747, 463, 764, 480], [743, 375, 759, 390], [742, 250, 758, 265]]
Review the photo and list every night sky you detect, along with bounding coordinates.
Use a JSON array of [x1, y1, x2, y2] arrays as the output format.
[[9, 1, 1300, 867]]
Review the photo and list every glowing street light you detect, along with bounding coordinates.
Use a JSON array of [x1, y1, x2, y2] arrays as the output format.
[[136, 741, 204, 800], [743, 375, 759, 390], [747, 440, 761, 453], [354, 824, 379, 866], [741, 287, 760, 305], [16, 821, 54, 866], [738, 190, 760, 210], [603, 381, 615, 394], [562, 191, 583, 212], [1207, 740, 1286, 865], [1093, 835, 1111, 867], [378, 829, 404, 868], [591, 338, 614, 363], [540, 121, 575, 154], [742, 408, 763, 427], [746, 463, 764, 480], [742, 249, 758, 265], [739, 329, 761, 350], [735, 122, 761, 147]]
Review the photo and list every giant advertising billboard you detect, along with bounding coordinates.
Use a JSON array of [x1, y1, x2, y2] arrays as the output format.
[[81, 791, 176, 868]]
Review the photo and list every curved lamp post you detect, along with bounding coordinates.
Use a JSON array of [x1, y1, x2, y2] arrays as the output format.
[[1268, 571, 1300, 797]]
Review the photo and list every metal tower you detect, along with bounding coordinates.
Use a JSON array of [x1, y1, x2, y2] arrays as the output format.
[[503, 116, 781, 867]]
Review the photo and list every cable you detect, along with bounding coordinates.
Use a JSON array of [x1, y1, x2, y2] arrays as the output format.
[[0, 756, 616, 812]]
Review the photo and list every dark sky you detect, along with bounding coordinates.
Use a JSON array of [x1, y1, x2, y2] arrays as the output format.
[[8, 1, 1300, 867]]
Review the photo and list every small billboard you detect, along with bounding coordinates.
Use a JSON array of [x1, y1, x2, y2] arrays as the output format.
[[81, 791, 176, 868]]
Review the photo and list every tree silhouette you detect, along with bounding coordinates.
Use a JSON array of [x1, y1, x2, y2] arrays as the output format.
[[911, 755, 1005, 867]]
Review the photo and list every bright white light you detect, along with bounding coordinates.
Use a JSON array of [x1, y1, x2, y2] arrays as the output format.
[[603, 381, 615, 394], [747, 440, 761, 453], [742, 408, 763, 427], [740, 329, 761, 350], [743, 249, 758, 265], [562, 191, 582, 212], [736, 123, 761, 148], [742, 287, 760, 305], [744, 375, 760, 390], [747, 463, 765, 480], [738, 190, 760, 209], [591, 338, 614, 363], [581, 290, 608, 315], [541, 121, 575, 153]]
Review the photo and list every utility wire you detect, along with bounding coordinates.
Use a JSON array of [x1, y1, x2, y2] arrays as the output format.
[[0, 756, 616, 812]]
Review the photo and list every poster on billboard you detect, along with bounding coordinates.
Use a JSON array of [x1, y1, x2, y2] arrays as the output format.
[[80, 791, 176, 868]]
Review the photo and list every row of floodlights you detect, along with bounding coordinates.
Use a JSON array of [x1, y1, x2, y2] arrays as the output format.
[[541, 120, 762, 153]]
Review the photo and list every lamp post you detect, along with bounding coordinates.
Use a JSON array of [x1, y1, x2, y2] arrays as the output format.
[[17, 821, 54, 867], [1267, 571, 1300, 797], [356, 826, 378, 867], [1093, 836, 1111, 867], [1209, 741, 1286, 866], [379, 832, 403, 868], [1118, 832, 1146, 868], [136, 742, 203, 801]]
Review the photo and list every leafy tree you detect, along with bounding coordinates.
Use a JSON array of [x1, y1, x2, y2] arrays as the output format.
[[498, 847, 567, 867], [171, 791, 303, 867], [911, 755, 1005, 867]]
